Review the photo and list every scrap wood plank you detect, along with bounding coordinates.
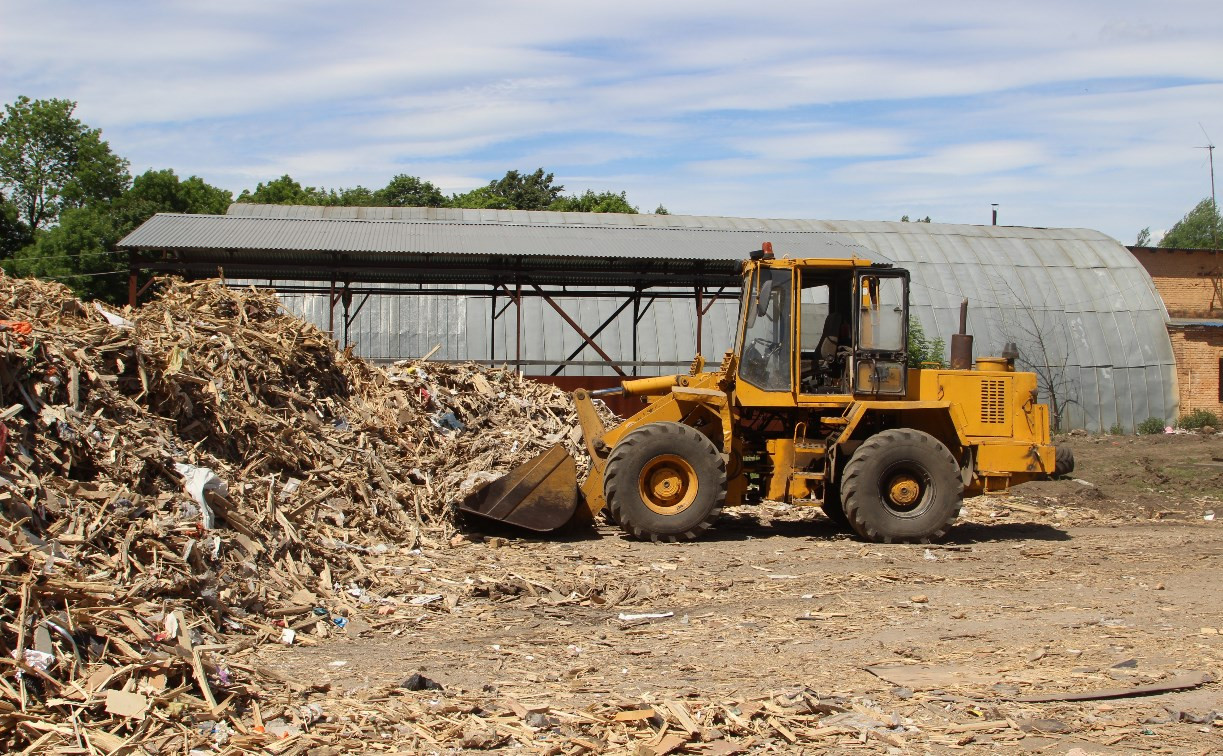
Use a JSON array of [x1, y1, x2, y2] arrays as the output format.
[[766, 716, 798, 743], [641, 733, 688, 755], [614, 707, 658, 722], [1012, 671, 1216, 702], [664, 701, 702, 735], [940, 719, 1012, 733]]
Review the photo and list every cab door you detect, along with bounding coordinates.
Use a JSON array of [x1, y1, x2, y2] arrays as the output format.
[[852, 271, 909, 396]]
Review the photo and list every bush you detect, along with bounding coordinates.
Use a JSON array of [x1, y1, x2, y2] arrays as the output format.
[[1108, 423, 1125, 436], [908, 319, 946, 368], [1176, 409, 1219, 430], [1136, 417, 1167, 435]]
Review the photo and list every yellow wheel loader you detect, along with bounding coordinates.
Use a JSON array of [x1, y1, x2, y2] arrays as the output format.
[[460, 243, 1071, 543]]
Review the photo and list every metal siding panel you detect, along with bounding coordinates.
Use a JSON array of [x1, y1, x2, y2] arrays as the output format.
[[1157, 363, 1178, 422], [1096, 366, 1118, 433], [1111, 366, 1134, 433], [1077, 368, 1102, 433], [177, 214, 1177, 431]]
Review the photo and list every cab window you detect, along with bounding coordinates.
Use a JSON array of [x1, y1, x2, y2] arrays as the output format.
[[739, 268, 792, 391]]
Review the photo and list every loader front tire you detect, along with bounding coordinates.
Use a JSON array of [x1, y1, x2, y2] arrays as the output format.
[[841, 429, 962, 544], [605, 422, 726, 542]]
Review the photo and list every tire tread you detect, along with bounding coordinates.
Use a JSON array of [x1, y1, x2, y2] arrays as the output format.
[[605, 423, 725, 543], [841, 428, 961, 544]]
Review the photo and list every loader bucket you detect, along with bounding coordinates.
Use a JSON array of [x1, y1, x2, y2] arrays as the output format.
[[458, 445, 581, 532]]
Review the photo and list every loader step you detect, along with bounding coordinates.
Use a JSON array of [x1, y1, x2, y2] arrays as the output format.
[[790, 471, 826, 481]]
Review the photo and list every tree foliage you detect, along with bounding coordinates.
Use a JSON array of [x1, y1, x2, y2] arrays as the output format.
[[486, 168, 564, 210], [0, 191, 32, 257], [124, 169, 232, 217], [374, 174, 445, 207], [7, 169, 231, 302], [0, 96, 129, 231], [1158, 198, 1222, 249], [447, 168, 565, 210], [550, 190, 637, 214], [235, 175, 330, 205], [233, 168, 643, 214], [907, 318, 946, 367]]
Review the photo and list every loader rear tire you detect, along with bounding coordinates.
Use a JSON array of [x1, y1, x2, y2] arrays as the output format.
[[841, 429, 962, 544], [605, 422, 726, 542]]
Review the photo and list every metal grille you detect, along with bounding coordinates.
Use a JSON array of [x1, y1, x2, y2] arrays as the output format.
[[980, 380, 1007, 424]]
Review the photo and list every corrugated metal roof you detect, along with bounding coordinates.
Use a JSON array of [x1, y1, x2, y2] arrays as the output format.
[[131, 204, 1176, 432], [119, 211, 885, 262]]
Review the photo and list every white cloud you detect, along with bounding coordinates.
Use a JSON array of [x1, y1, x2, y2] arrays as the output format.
[[2, 0, 1221, 243]]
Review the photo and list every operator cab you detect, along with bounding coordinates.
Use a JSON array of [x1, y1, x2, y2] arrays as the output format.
[[736, 252, 910, 400]]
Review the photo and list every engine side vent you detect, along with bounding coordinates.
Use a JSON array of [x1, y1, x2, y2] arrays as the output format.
[[980, 379, 1007, 424]]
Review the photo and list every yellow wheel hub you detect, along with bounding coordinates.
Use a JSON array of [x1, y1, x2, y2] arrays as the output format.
[[638, 454, 698, 515], [887, 474, 921, 506]]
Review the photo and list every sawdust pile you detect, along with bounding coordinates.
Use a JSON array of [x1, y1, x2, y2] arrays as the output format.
[[0, 273, 603, 751]]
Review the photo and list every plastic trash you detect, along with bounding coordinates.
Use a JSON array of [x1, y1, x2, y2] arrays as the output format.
[[432, 410, 466, 432], [617, 611, 674, 621], [94, 302, 133, 329], [173, 463, 229, 530]]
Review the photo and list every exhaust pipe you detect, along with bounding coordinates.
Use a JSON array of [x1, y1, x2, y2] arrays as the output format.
[[949, 299, 974, 370]]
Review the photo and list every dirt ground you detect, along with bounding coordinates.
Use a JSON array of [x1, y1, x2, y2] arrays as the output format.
[[253, 432, 1222, 753]]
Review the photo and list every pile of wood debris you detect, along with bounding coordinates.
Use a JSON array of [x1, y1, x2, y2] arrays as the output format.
[[0, 273, 607, 751]]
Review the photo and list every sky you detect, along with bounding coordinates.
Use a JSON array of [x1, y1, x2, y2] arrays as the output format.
[[2, 1, 1221, 244]]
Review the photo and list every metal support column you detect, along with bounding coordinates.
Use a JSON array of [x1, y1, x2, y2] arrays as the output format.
[[632, 288, 640, 376], [341, 284, 352, 346], [328, 278, 338, 337], [515, 282, 523, 374], [490, 286, 497, 363], [695, 286, 704, 356]]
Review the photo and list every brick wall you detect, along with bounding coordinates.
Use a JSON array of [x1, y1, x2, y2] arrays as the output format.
[[1130, 247, 1222, 317], [1169, 328, 1223, 418]]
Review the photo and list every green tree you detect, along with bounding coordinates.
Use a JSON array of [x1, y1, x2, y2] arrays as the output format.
[[653, 204, 670, 215], [457, 168, 563, 210], [1159, 198, 1222, 248], [235, 174, 330, 205], [1135, 227, 1151, 246], [907, 318, 946, 367], [448, 185, 514, 210], [326, 186, 376, 206], [375, 174, 445, 207], [549, 190, 637, 214], [122, 168, 232, 217], [0, 96, 129, 231], [0, 191, 32, 257], [9, 204, 124, 301], [900, 215, 931, 223], [8, 169, 231, 303]]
